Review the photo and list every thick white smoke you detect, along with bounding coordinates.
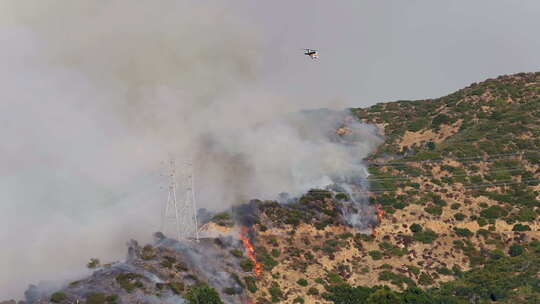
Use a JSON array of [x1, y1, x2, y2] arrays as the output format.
[[0, 1, 381, 299]]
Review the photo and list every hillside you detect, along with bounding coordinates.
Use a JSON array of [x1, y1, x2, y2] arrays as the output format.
[[232, 72, 540, 304], [6, 72, 540, 304]]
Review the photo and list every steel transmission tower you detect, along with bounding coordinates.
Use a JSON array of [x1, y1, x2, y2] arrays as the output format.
[[161, 158, 199, 241]]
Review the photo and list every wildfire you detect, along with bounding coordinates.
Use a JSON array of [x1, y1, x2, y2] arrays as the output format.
[[240, 226, 263, 276], [372, 204, 385, 237], [375, 203, 385, 223]]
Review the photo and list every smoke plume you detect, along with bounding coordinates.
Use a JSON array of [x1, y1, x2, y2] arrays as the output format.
[[0, 0, 381, 298]]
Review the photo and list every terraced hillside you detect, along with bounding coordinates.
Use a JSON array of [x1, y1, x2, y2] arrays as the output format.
[[355, 72, 540, 235], [344, 71, 540, 302]]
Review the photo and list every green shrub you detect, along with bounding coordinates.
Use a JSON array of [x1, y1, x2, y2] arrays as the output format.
[[407, 265, 421, 275], [454, 227, 473, 238], [230, 249, 243, 258], [480, 205, 508, 219], [408, 118, 429, 132], [356, 233, 374, 242], [259, 250, 279, 271], [86, 293, 106, 304], [381, 263, 393, 270], [293, 296, 305, 303], [432, 114, 452, 128], [106, 295, 118, 304], [369, 250, 383, 260], [240, 259, 254, 272], [477, 217, 488, 227], [186, 284, 224, 304], [211, 212, 234, 227], [326, 272, 345, 285], [85, 293, 117, 304], [477, 229, 490, 238], [508, 244, 524, 257], [141, 245, 156, 260], [413, 229, 438, 244], [268, 282, 284, 303], [418, 272, 434, 286], [212, 212, 231, 221], [452, 264, 463, 277], [297, 278, 309, 287], [322, 284, 372, 303], [454, 213, 466, 221], [335, 193, 349, 201], [437, 267, 452, 275], [307, 287, 319, 296], [424, 206, 443, 216], [513, 223, 531, 231], [50, 292, 67, 303], [115, 273, 143, 293], [451, 203, 461, 210], [169, 282, 185, 294], [490, 249, 505, 260], [338, 232, 354, 239], [244, 276, 258, 293], [410, 223, 423, 233], [517, 208, 536, 222], [379, 242, 407, 257], [378, 271, 416, 289]]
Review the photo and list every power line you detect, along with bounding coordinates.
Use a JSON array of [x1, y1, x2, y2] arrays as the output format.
[[366, 167, 528, 182], [369, 149, 540, 167], [307, 177, 540, 195], [366, 178, 540, 193]]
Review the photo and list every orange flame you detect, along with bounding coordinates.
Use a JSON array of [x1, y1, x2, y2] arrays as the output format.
[[240, 226, 262, 276], [375, 203, 385, 223], [372, 204, 385, 237]]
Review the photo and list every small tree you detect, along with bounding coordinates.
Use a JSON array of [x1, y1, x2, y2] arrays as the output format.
[[512, 224, 531, 231], [186, 284, 224, 304], [268, 282, 284, 302], [508, 244, 524, 257], [410, 223, 423, 233]]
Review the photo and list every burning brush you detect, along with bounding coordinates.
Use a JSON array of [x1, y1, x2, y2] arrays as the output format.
[[372, 203, 385, 237], [239, 226, 262, 277], [375, 203, 385, 223]]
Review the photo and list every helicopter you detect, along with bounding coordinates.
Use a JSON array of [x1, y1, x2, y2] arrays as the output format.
[[303, 49, 319, 60]]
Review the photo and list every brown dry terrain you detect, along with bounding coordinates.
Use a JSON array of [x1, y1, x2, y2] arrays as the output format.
[[244, 72, 540, 303]]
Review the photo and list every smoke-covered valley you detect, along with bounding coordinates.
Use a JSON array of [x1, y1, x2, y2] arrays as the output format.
[[0, 1, 382, 299]]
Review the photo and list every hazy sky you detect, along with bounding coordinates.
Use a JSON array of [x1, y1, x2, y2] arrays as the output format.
[[0, 0, 539, 299], [239, 0, 540, 105]]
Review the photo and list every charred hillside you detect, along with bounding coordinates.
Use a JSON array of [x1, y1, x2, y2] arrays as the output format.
[[12, 189, 374, 304]]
